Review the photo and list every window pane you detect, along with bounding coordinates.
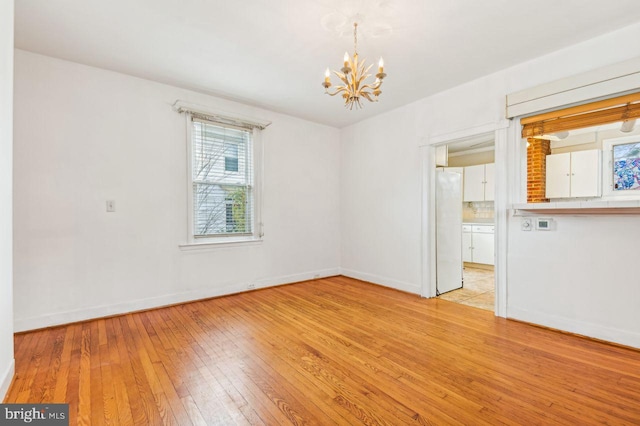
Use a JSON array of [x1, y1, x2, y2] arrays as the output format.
[[192, 122, 248, 183], [225, 143, 239, 172], [193, 184, 252, 236]]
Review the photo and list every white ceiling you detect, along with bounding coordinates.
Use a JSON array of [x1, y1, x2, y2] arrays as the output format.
[[14, 0, 640, 128]]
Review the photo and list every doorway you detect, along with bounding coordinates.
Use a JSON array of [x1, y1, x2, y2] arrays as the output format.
[[434, 135, 495, 311]]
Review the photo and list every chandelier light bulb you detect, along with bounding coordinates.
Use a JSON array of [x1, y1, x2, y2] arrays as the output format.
[[324, 68, 331, 86], [378, 57, 384, 73], [343, 52, 349, 67], [322, 68, 332, 89]]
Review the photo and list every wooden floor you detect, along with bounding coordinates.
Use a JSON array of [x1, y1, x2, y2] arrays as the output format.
[[5, 276, 640, 425]]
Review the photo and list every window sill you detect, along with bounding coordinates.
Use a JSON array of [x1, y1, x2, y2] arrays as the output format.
[[179, 237, 263, 251], [513, 200, 640, 215]]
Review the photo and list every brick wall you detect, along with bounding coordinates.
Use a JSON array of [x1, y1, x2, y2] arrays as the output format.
[[527, 138, 551, 203]]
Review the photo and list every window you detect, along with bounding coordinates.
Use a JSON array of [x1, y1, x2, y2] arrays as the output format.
[[190, 117, 254, 238], [521, 92, 640, 203], [613, 141, 640, 190]]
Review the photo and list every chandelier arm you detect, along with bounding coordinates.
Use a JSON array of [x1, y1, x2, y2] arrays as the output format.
[[362, 79, 382, 89], [324, 86, 348, 97]]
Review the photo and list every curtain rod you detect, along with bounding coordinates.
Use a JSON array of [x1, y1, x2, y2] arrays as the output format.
[[172, 100, 272, 130]]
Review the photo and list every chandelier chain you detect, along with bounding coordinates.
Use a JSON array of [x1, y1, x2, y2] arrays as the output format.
[[353, 23, 358, 56]]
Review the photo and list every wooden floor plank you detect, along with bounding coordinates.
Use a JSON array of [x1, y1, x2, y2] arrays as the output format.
[[119, 315, 165, 425], [51, 325, 77, 404], [202, 296, 350, 425], [227, 291, 448, 425], [6, 276, 640, 425], [64, 323, 83, 424], [170, 302, 290, 425]]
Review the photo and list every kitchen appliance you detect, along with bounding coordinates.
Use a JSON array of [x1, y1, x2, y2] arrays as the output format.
[[435, 168, 463, 294]]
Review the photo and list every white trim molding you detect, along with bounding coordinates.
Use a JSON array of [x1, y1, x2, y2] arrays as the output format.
[[14, 268, 340, 332], [509, 306, 640, 349], [420, 121, 510, 318], [0, 359, 14, 401], [340, 268, 421, 295], [507, 56, 640, 118], [493, 126, 509, 317], [422, 120, 511, 147]]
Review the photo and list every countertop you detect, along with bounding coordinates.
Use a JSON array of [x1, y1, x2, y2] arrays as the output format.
[[462, 220, 494, 225]]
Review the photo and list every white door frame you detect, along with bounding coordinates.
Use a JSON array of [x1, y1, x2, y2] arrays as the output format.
[[420, 120, 511, 317]]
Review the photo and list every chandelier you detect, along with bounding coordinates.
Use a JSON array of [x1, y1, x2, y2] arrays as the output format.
[[322, 22, 387, 110]]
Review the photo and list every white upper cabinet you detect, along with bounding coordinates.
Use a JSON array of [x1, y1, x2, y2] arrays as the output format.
[[463, 163, 495, 202], [545, 152, 571, 198], [546, 149, 601, 199], [571, 150, 601, 197], [484, 163, 495, 201]]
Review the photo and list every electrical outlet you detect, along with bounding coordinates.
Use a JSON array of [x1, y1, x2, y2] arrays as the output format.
[[521, 218, 532, 231], [106, 200, 116, 212], [247, 283, 256, 290]]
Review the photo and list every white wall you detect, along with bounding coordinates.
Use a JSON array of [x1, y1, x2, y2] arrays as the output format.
[[13, 50, 341, 331], [340, 105, 422, 293], [0, 0, 15, 400], [341, 22, 640, 347]]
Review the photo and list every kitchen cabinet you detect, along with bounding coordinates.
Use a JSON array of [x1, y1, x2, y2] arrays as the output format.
[[546, 149, 601, 199], [463, 163, 494, 202], [462, 224, 494, 265]]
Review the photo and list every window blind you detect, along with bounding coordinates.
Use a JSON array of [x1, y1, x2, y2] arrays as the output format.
[[521, 92, 640, 138], [191, 117, 254, 237]]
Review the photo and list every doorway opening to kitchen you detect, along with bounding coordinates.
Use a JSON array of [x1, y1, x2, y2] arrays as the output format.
[[435, 134, 495, 311]]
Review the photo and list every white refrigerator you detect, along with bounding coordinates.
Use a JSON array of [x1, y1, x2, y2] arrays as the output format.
[[435, 168, 463, 294]]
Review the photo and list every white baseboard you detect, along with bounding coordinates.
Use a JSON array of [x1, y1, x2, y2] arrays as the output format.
[[339, 268, 421, 295], [0, 358, 15, 402], [14, 268, 340, 332], [508, 306, 640, 349]]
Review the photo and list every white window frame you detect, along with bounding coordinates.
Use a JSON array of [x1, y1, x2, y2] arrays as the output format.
[[175, 103, 268, 249]]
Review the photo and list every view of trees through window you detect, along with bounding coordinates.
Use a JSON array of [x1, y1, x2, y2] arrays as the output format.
[[191, 120, 252, 236]]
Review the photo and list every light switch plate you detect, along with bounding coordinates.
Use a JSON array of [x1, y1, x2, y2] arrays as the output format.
[[521, 218, 532, 231], [106, 200, 116, 212]]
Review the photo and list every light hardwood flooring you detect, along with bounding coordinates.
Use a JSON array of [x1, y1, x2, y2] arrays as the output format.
[[5, 276, 640, 425], [438, 266, 494, 311]]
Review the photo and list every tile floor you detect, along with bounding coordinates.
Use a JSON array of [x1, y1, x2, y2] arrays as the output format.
[[438, 266, 494, 311]]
